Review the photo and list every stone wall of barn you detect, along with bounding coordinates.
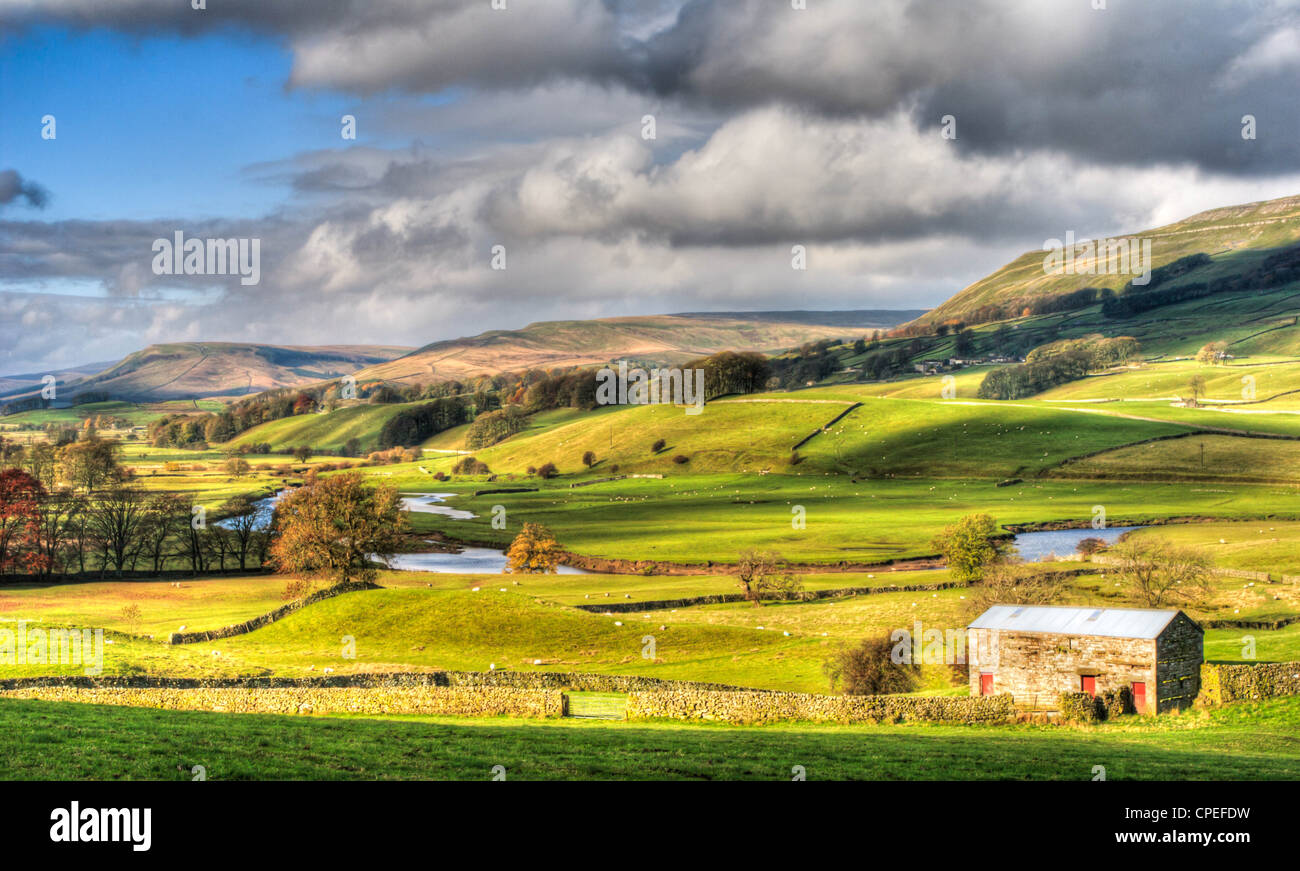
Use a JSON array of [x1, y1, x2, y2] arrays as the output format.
[[1154, 613, 1203, 712], [967, 628, 1156, 712]]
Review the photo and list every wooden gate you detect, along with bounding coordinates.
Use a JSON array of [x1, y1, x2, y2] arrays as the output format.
[[564, 692, 627, 720]]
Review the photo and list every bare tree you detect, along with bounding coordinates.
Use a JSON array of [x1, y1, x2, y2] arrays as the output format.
[[219, 494, 263, 571], [963, 560, 1070, 617], [1109, 537, 1212, 607], [88, 486, 148, 574], [736, 549, 802, 605], [31, 491, 84, 578], [140, 492, 189, 574]]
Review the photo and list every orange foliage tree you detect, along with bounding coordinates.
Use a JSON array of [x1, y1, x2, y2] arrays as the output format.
[[504, 522, 563, 574], [269, 472, 407, 585]]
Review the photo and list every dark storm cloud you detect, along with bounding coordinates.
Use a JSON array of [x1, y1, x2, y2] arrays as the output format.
[[6, 1, 1300, 173], [0, 170, 49, 209]]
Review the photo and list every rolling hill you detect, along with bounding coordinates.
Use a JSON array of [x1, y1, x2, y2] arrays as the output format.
[[915, 193, 1300, 327], [2, 342, 414, 403], [349, 312, 919, 386], [0, 359, 116, 397]]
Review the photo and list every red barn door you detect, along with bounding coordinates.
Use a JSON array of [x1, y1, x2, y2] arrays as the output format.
[[1081, 675, 1096, 696], [979, 673, 993, 695], [1132, 681, 1147, 713]]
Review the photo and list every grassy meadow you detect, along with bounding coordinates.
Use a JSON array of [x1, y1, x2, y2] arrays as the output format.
[[3, 694, 1300, 780], [7, 335, 1300, 779]]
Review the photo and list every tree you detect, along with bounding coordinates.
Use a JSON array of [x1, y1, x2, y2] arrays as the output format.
[[87, 486, 149, 574], [963, 561, 1070, 617], [1108, 537, 1212, 607], [1076, 537, 1108, 556], [58, 436, 121, 493], [1187, 374, 1207, 403], [224, 457, 252, 478], [735, 549, 802, 605], [269, 472, 407, 585], [954, 328, 975, 358], [1196, 341, 1229, 365], [219, 494, 263, 571], [504, 522, 563, 574], [139, 492, 189, 574], [23, 442, 57, 489], [292, 445, 314, 465], [464, 406, 528, 450], [0, 469, 44, 575], [651, 439, 666, 454], [536, 462, 558, 479], [30, 490, 83, 578], [581, 450, 596, 468], [823, 635, 917, 695], [930, 513, 1006, 582]]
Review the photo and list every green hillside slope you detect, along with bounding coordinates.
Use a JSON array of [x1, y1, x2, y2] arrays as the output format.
[[917, 193, 1300, 327]]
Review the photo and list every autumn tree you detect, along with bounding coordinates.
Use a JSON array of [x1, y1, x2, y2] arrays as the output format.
[[0, 469, 44, 575], [504, 522, 563, 574], [1196, 341, 1229, 365], [735, 549, 802, 605], [582, 450, 596, 468], [930, 513, 1007, 582], [269, 472, 407, 585], [292, 445, 314, 465]]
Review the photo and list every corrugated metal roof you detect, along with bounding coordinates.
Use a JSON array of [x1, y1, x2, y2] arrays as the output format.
[[966, 605, 1186, 639]]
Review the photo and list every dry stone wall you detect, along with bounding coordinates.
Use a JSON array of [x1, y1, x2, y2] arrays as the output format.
[[1200, 661, 1300, 704], [626, 689, 1015, 725], [168, 580, 378, 644], [0, 685, 564, 718]]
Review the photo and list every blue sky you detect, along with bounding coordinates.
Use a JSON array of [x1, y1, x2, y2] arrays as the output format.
[[0, 26, 357, 222]]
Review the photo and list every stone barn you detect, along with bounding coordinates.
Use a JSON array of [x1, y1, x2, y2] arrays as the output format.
[[966, 605, 1203, 713]]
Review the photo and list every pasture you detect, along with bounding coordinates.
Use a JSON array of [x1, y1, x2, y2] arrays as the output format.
[[2, 694, 1299, 780]]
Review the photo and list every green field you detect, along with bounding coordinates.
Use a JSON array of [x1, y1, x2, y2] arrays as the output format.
[[3, 694, 1299, 780], [227, 402, 416, 453]]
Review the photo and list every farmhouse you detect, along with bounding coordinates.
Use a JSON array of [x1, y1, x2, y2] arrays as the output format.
[[966, 605, 1203, 713]]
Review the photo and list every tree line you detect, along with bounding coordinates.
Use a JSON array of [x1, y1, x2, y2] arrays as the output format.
[[0, 437, 269, 579]]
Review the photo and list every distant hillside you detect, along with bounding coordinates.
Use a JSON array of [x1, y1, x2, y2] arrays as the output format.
[[916, 193, 1300, 327], [351, 313, 882, 385], [672, 310, 926, 328], [6, 343, 414, 403], [0, 360, 116, 398]]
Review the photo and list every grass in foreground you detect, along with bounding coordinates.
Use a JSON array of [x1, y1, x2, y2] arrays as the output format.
[[2, 695, 1298, 780]]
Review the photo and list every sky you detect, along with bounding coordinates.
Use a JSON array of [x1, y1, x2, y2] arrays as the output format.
[[3, 0, 1300, 375]]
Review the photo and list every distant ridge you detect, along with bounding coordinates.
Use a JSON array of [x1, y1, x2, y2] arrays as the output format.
[[671, 310, 927, 328], [0, 343, 413, 404], [352, 313, 876, 386]]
